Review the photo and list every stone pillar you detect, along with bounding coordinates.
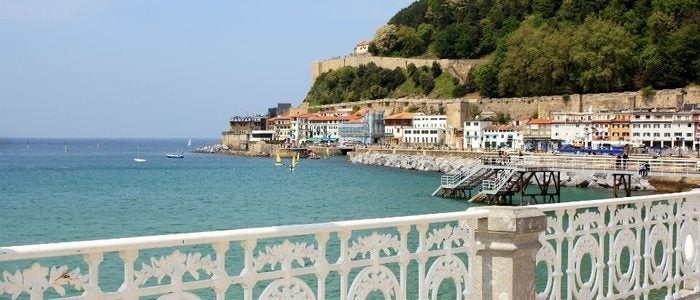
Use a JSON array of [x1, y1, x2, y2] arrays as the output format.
[[467, 207, 547, 300]]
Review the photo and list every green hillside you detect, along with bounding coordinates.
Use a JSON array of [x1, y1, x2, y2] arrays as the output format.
[[305, 0, 698, 104]]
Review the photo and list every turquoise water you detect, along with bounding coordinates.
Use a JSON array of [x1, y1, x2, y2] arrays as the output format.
[[0, 138, 620, 247]]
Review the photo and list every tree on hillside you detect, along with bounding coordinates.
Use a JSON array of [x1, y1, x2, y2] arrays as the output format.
[[498, 18, 636, 96], [569, 18, 637, 93], [433, 22, 482, 58], [389, 0, 428, 27], [370, 25, 427, 57]]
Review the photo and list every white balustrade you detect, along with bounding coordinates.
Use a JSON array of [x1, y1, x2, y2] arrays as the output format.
[[533, 191, 700, 299], [0, 210, 489, 300], [2, 192, 700, 299]]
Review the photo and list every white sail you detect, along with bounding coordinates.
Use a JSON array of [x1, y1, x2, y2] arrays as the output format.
[[134, 144, 146, 163]]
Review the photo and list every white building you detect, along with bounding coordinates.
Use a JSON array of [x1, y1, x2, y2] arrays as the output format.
[[550, 111, 596, 146], [481, 124, 524, 151], [353, 40, 370, 55], [402, 114, 447, 145], [631, 109, 693, 150], [463, 119, 494, 150], [384, 112, 414, 145]]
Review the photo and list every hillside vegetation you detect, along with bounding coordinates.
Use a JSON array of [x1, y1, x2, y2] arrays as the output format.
[[305, 62, 467, 106], [305, 0, 698, 105]]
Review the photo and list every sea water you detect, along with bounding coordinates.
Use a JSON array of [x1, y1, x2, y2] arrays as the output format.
[[0, 138, 625, 246], [0, 138, 657, 298]]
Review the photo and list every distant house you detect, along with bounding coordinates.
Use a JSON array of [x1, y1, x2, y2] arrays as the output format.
[[267, 115, 291, 144], [354, 40, 371, 55], [523, 118, 553, 152], [463, 118, 494, 150], [384, 112, 414, 145], [402, 114, 447, 146], [221, 116, 267, 151]]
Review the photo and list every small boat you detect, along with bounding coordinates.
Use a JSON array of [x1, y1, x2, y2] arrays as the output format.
[[166, 151, 184, 158], [308, 152, 321, 159], [274, 153, 284, 166], [134, 144, 147, 163], [166, 145, 185, 158]]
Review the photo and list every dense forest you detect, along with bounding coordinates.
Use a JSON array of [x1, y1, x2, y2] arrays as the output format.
[[305, 0, 698, 104]]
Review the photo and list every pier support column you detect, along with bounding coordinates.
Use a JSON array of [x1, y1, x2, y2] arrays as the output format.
[[467, 207, 546, 300]]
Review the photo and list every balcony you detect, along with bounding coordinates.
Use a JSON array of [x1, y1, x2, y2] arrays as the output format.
[[1, 192, 699, 299]]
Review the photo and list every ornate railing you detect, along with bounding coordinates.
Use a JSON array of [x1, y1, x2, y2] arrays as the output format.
[[0, 210, 489, 300], [534, 191, 700, 299], [2, 192, 700, 299]]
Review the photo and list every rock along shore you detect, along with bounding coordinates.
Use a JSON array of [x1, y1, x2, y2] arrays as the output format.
[[349, 152, 657, 191], [192, 144, 269, 157]]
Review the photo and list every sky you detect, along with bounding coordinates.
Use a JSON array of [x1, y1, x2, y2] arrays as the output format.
[[0, 0, 414, 139]]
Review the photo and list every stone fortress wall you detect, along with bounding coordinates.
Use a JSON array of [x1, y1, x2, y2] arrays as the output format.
[[311, 55, 485, 85], [309, 87, 700, 119], [309, 55, 699, 118]]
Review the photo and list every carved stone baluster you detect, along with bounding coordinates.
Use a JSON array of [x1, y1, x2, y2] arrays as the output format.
[[315, 232, 329, 300], [565, 208, 575, 300], [83, 252, 104, 298], [695, 200, 700, 294], [415, 223, 428, 300], [553, 209, 565, 300], [240, 239, 257, 300], [642, 201, 652, 299], [336, 230, 350, 300], [212, 242, 229, 300], [118, 249, 138, 299], [594, 206, 607, 297], [672, 198, 682, 298], [397, 225, 410, 299]]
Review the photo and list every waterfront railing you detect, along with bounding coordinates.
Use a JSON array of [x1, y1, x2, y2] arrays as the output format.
[[482, 154, 700, 176], [1, 192, 699, 299], [533, 191, 700, 299], [0, 210, 491, 299]]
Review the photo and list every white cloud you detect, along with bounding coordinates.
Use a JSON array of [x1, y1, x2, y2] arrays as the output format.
[[0, 0, 98, 22]]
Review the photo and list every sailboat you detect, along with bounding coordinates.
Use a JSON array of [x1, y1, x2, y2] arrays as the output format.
[[64, 141, 69, 153], [134, 144, 147, 163], [274, 153, 284, 166], [289, 154, 297, 171], [187, 139, 192, 148], [325, 148, 331, 159]]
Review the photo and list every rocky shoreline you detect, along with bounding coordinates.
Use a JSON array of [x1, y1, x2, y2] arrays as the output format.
[[349, 152, 657, 191], [195, 145, 662, 191], [193, 144, 269, 157]]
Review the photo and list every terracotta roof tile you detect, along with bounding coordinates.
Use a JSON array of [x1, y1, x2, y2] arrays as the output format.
[[527, 118, 552, 125], [385, 112, 414, 120]]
